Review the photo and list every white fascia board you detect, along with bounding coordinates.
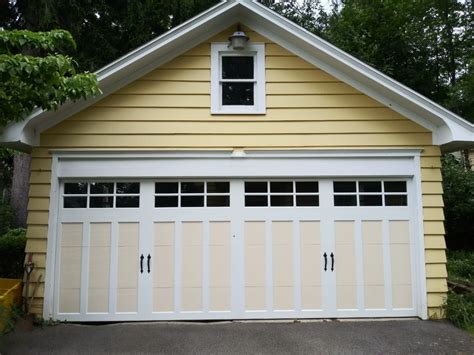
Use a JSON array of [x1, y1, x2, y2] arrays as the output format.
[[240, 1, 474, 149]]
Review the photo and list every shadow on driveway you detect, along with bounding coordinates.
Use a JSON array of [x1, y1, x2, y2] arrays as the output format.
[[1, 319, 473, 354]]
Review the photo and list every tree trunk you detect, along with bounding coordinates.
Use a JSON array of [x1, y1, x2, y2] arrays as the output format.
[[10, 153, 31, 228]]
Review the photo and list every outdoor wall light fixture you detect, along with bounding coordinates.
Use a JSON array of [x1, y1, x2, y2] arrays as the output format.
[[228, 24, 249, 50]]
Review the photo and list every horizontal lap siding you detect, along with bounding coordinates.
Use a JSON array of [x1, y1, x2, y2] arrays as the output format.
[[25, 150, 51, 313], [420, 146, 447, 319], [28, 28, 446, 317]]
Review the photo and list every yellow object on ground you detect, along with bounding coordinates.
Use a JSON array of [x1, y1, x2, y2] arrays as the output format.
[[0, 278, 23, 332]]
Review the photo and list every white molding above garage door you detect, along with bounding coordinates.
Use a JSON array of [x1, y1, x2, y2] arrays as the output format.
[[43, 149, 428, 321], [52, 149, 422, 178]]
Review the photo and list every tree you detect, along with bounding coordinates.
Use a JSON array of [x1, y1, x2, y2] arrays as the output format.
[[0, 29, 101, 126], [0, 29, 101, 227], [441, 154, 474, 250], [317, 0, 474, 123], [2, 0, 220, 72], [259, 0, 328, 36]]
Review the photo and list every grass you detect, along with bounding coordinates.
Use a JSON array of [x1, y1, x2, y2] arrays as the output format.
[[445, 250, 474, 334]]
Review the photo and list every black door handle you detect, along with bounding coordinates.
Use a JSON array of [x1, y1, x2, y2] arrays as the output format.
[[323, 252, 327, 271], [330, 252, 335, 271], [147, 254, 151, 273], [140, 254, 144, 274]]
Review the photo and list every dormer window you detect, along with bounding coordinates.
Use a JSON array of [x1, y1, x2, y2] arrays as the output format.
[[211, 43, 265, 114]]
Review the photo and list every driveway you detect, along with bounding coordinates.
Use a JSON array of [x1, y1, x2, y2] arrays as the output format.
[[1, 319, 473, 354]]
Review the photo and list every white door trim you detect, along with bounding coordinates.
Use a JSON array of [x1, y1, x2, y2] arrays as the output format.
[[43, 149, 427, 320]]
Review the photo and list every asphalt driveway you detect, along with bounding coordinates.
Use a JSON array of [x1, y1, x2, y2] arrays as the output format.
[[1, 319, 473, 354]]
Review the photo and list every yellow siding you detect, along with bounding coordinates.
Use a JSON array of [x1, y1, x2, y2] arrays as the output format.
[[25, 27, 447, 317]]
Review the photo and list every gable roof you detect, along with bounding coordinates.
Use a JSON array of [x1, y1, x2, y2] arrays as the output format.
[[2, 0, 473, 152]]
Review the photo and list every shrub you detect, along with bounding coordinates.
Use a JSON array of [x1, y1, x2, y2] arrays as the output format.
[[0, 229, 26, 279], [447, 250, 474, 283], [445, 291, 474, 330], [0, 202, 13, 236]]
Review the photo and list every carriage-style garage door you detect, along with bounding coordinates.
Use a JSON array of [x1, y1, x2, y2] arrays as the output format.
[[53, 177, 418, 321]]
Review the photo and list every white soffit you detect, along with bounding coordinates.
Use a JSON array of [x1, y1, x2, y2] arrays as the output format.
[[1, 0, 473, 152]]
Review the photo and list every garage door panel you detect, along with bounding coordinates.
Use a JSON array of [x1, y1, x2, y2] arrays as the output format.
[[210, 287, 231, 311], [337, 285, 358, 309], [153, 288, 174, 312], [272, 221, 293, 284], [335, 221, 357, 310], [392, 285, 413, 309], [59, 288, 81, 314], [182, 287, 202, 312], [301, 245, 321, 285], [116, 223, 139, 313], [300, 220, 323, 311], [301, 286, 322, 310], [245, 245, 266, 287], [88, 288, 109, 313], [59, 247, 82, 290], [209, 222, 231, 287], [364, 285, 386, 309], [181, 222, 203, 311], [245, 287, 266, 311], [362, 221, 385, 309], [61, 223, 83, 246], [116, 288, 138, 313], [154, 222, 174, 245], [273, 286, 293, 310], [117, 223, 139, 289]]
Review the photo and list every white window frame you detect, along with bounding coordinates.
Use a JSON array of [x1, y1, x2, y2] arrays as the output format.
[[211, 43, 266, 114]]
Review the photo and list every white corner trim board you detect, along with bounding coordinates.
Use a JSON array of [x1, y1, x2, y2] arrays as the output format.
[[1, 0, 473, 152], [43, 148, 428, 321]]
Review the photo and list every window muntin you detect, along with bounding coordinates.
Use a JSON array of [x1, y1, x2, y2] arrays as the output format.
[[333, 180, 408, 207], [244, 181, 319, 207], [155, 181, 230, 208], [211, 43, 265, 114], [63, 182, 140, 209]]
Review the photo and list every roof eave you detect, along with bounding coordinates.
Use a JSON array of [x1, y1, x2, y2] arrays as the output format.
[[1, 0, 473, 151]]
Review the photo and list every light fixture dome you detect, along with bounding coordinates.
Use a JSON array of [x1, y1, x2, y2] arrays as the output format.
[[228, 30, 249, 50]]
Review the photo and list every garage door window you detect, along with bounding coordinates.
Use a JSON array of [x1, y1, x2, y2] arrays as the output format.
[[63, 182, 140, 208], [245, 181, 319, 207], [155, 181, 230, 208], [333, 180, 407, 207]]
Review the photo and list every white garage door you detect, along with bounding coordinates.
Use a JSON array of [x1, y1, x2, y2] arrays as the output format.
[[53, 178, 418, 321]]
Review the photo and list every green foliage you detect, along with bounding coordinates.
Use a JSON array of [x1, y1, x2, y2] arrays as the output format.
[[0, 228, 26, 279], [0, 305, 24, 334], [447, 250, 474, 283], [0, 29, 75, 54], [445, 251, 474, 331], [446, 60, 474, 121], [259, 0, 328, 36], [0, 148, 13, 193], [2, 0, 220, 72], [0, 202, 13, 236], [445, 291, 474, 330], [0, 29, 101, 126], [441, 154, 474, 250], [323, 0, 473, 122]]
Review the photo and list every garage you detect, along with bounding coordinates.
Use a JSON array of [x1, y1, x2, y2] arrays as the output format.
[[47, 150, 424, 321]]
